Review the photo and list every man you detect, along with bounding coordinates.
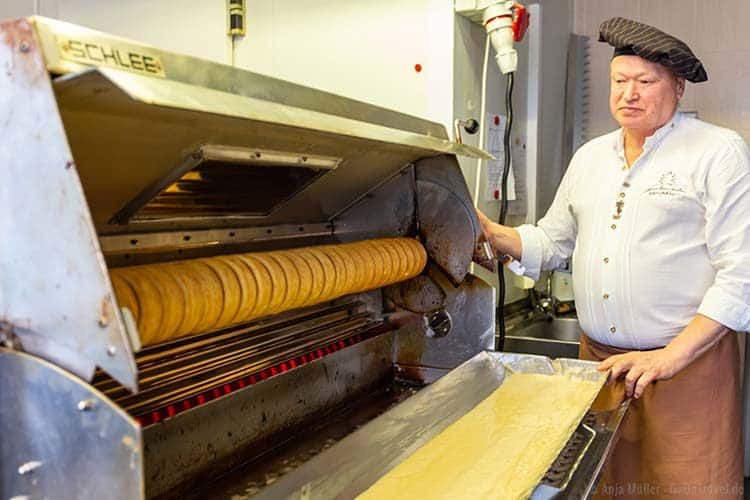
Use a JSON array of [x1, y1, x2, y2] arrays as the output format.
[[478, 17, 750, 498]]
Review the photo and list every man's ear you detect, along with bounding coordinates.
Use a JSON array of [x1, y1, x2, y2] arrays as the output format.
[[676, 77, 686, 99]]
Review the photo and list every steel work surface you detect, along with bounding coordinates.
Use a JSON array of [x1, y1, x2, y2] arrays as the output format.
[[184, 382, 420, 500]]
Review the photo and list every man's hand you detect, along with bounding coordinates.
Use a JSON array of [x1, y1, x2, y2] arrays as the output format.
[[476, 209, 495, 240], [597, 349, 684, 399], [596, 315, 730, 399], [475, 209, 523, 260]]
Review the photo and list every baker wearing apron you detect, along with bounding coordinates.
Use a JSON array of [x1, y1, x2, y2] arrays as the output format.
[[478, 17, 750, 499]]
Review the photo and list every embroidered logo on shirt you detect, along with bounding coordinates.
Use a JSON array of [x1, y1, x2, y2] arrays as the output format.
[[645, 171, 686, 197]]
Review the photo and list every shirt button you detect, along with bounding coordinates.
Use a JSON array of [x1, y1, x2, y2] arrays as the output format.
[[611, 224, 617, 230], [623, 182, 631, 188], [603, 257, 610, 263], [610, 326, 617, 333], [603, 293, 610, 299], [619, 192, 626, 198]]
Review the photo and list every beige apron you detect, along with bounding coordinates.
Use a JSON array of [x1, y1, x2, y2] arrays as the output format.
[[579, 333, 743, 499]]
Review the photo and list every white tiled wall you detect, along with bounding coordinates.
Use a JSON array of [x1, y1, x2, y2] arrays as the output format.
[[574, 0, 750, 144]]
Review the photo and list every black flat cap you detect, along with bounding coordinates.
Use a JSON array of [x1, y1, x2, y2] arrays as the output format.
[[599, 17, 708, 83]]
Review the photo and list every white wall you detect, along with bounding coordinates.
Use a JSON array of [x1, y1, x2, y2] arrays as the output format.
[[235, 1, 455, 131], [574, 0, 750, 144], [32, 0, 455, 133], [0, 0, 44, 18], [0, 0, 225, 61], [54, 1, 227, 64]]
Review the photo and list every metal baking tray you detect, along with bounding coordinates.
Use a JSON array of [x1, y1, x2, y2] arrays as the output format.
[[255, 351, 625, 500]]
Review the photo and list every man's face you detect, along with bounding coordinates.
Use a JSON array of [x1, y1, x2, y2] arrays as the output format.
[[609, 55, 685, 135]]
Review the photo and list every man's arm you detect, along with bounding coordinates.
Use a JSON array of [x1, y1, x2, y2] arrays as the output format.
[[598, 314, 730, 399], [476, 155, 580, 280], [666, 314, 731, 363]]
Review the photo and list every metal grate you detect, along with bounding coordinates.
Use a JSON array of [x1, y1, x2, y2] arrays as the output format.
[[111, 145, 341, 223], [541, 411, 597, 488], [93, 299, 386, 423], [136, 159, 324, 218]]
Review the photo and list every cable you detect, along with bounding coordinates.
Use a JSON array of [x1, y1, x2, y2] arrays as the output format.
[[495, 71, 514, 352], [473, 35, 491, 208], [500, 72, 514, 224]]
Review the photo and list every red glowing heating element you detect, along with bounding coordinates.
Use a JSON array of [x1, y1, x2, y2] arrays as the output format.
[[134, 329, 383, 427]]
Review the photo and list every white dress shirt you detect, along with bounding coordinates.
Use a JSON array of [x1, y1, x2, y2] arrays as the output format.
[[517, 112, 750, 349]]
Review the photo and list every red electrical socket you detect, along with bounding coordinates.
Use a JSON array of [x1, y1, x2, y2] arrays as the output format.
[[512, 3, 530, 42]]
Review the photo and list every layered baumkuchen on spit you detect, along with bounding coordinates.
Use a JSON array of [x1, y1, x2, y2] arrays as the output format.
[[109, 238, 427, 346]]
